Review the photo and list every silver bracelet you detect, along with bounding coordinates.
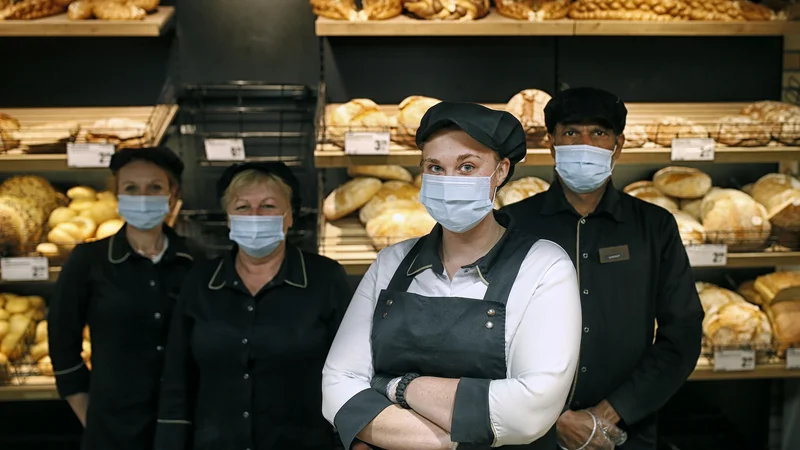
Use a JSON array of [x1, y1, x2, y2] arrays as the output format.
[[575, 411, 598, 450]]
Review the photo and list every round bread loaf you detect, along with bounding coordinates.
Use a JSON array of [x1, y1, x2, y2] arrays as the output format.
[[737, 280, 765, 306], [323, 177, 382, 221], [347, 165, 413, 182], [326, 99, 390, 148], [679, 197, 704, 222], [495, 176, 550, 208], [672, 210, 706, 246], [624, 181, 679, 212], [359, 181, 420, 224], [504, 89, 551, 147], [393, 96, 441, 147], [700, 188, 771, 250], [366, 203, 436, 250], [753, 271, 800, 306], [751, 173, 800, 229], [0, 175, 59, 215], [653, 166, 712, 199], [646, 117, 709, 147]]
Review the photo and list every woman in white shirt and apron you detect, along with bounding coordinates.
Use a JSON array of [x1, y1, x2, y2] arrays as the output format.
[[322, 102, 583, 450]]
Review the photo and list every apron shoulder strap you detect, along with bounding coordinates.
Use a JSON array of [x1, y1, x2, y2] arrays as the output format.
[[385, 236, 428, 293], [482, 235, 538, 306]]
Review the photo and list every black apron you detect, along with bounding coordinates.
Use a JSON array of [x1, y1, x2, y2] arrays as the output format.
[[370, 235, 557, 450]]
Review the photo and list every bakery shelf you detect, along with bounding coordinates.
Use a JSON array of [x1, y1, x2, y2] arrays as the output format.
[[726, 252, 800, 268], [317, 101, 800, 167], [0, 6, 175, 37], [689, 361, 800, 381], [0, 379, 57, 402], [315, 12, 796, 37], [0, 104, 178, 172], [0, 266, 60, 285]]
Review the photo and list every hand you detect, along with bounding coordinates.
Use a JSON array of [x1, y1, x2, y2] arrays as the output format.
[[556, 410, 616, 450], [588, 401, 627, 447]]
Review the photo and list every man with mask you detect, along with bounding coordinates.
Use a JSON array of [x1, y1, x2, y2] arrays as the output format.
[[503, 87, 704, 450]]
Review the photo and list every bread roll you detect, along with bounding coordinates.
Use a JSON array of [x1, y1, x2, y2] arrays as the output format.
[[653, 166, 712, 199], [35, 320, 48, 344], [80, 200, 119, 225], [495, 0, 570, 21], [323, 177, 382, 221], [0, 321, 8, 341], [496, 177, 550, 208], [413, 173, 423, 188], [738, 280, 764, 306], [646, 117, 709, 147], [69, 216, 97, 241], [712, 115, 771, 147], [359, 181, 420, 224], [4, 296, 29, 314], [67, 186, 97, 201], [750, 173, 800, 229], [366, 204, 437, 250], [30, 341, 48, 362], [680, 197, 704, 222], [96, 191, 117, 202], [753, 271, 800, 306], [95, 219, 125, 240], [672, 211, 706, 246], [701, 189, 771, 250], [404, 0, 490, 20], [37, 355, 54, 376], [48, 206, 78, 229], [393, 96, 441, 146], [326, 99, 390, 147], [625, 182, 679, 212], [347, 165, 413, 182]]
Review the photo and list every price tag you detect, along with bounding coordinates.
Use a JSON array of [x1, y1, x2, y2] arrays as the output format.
[[204, 138, 246, 161], [787, 348, 800, 370], [713, 349, 756, 372], [0, 257, 49, 282], [179, 124, 196, 135], [671, 138, 715, 162], [344, 132, 390, 155], [686, 244, 727, 267], [66, 143, 115, 168]]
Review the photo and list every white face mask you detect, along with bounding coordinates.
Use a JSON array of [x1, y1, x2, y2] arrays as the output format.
[[419, 166, 499, 234], [228, 214, 286, 258], [554, 144, 616, 194]]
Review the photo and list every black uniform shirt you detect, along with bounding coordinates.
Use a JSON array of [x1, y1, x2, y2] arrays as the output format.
[[48, 226, 197, 450], [155, 244, 353, 450], [504, 179, 704, 448]]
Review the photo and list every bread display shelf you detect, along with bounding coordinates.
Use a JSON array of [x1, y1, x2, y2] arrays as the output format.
[[316, 102, 800, 167], [0, 266, 60, 284], [0, 6, 175, 37], [0, 105, 178, 172], [689, 362, 800, 381], [0, 379, 57, 402], [315, 13, 797, 37], [320, 217, 800, 275]]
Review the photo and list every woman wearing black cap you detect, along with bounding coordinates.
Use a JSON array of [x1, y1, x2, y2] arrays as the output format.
[[155, 162, 353, 450], [48, 146, 199, 450], [322, 102, 583, 450]]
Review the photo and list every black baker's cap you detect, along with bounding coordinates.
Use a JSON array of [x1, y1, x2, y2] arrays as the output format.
[[416, 101, 526, 187], [109, 146, 184, 183], [544, 87, 627, 135], [216, 162, 301, 214]]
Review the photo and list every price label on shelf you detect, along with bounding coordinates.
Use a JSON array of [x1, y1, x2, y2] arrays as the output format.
[[0, 257, 49, 282], [671, 138, 715, 162], [686, 244, 727, 267], [344, 132, 390, 155], [204, 138, 246, 161], [66, 143, 115, 168], [713, 349, 756, 372], [787, 348, 800, 370]]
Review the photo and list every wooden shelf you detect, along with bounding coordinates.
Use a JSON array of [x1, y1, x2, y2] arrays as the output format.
[[0, 378, 58, 402], [0, 6, 175, 37], [316, 102, 800, 167], [690, 360, 800, 381], [316, 12, 797, 37], [0, 104, 178, 172], [0, 266, 60, 284]]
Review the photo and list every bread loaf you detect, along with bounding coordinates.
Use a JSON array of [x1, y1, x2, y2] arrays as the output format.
[[624, 181, 679, 212], [310, 0, 402, 20], [366, 204, 436, 250], [712, 115, 771, 147], [92, 1, 147, 20], [680, 197, 704, 221], [359, 181, 421, 224], [740, 101, 800, 122], [751, 173, 800, 229], [404, 0, 490, 20], [701, 189, 771, 250], [495, 177, 550, 208], [766, 300, 800, 353], [326, 99, 391, 147], [323, 177, 382, 221], [738, 280, 765, 306], [87, 118, 149, 147], [698, 284, 772, 347], [753, 271, 800, 306], [0, 113, 20, 152], [569, 0, 691, 20], [672, 211, 706, 245], [504, 89, 552, 148], [394, 96, 441, 147], [653, 166, 712, 199], [0, 175, 60, 215], [646, 117, 710, 147], [0, 195, 47, 256], [347, 165, 413, 182], [623, 124, 648, 148], [495, 0, 570, 21], [0, 0, 65, 20]]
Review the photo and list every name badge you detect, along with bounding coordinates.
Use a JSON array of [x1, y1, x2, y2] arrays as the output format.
[[598, 245, 630, 264]]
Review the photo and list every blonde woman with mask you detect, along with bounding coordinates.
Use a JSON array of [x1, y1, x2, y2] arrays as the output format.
[[322, 102, 583, 450]]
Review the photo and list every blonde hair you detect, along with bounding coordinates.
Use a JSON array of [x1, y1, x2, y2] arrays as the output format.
[[221, 169, 293, 210]]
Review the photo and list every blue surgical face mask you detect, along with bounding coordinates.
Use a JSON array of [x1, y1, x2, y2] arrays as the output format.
[[419, 168, 498, 234], [554, 144, 616, 194], [117, 195, 170, 230], [229, 214, 286, 259]]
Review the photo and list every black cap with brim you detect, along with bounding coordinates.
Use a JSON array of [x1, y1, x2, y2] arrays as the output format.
[[109, 146, 185, 183], [216, 162, 302, 214], [415, 101, 527, 187], [544, 87, 627, 135]]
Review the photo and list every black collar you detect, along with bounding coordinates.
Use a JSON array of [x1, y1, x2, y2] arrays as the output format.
[[207, 244, 308, 291], [108, 224, 194, 264], [541, 177, 625, 223], [406, 211, 515, 283]]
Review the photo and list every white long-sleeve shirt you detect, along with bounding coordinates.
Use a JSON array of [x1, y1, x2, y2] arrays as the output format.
[[322, 236, 583, 447]]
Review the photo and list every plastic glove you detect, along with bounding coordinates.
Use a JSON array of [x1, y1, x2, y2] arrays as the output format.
[[556, 410, 617, 450], [598, 418, 627, 447]]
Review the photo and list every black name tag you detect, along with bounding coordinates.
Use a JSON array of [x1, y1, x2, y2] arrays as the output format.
[[598, 245, 630, 264]]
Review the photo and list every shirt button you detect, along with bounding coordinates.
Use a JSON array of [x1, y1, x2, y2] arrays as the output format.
[[487, 308, 496, 317], [154, 312, 162, 320], [149, 280, 156, 287], [485, 321, 494, 329], [242, 338, 248, 344], [581, 367, 587, 373], [156, 345, 164, 352], [386, 299, 393, 306], [584, 327, 590, 333], [580, 219, 586, 224], [583, 289, 589, 295], [243, 373, 250, 380], [243, 411, 250, 419], [233, 281, 239, 286], [582, 253, 588, 259], [246, 305, 254, 312]]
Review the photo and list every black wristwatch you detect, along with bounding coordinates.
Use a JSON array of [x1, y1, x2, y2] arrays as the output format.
[[395, 373, 421, 409]]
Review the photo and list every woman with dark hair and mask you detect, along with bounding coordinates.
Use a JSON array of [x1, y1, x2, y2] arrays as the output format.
[[155, 161, 353, 450], [48, 146, 199, 450], [322, 102, 584, 450]]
